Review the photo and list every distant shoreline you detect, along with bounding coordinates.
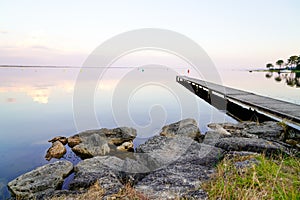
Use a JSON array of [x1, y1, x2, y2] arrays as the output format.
[[249, 69, 300, 73]]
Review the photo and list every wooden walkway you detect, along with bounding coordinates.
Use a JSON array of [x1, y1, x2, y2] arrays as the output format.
[[177, 76, 300, 125]]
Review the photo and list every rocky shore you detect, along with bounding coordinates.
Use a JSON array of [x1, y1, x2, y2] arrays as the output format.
[[7, 119, 299, 199]]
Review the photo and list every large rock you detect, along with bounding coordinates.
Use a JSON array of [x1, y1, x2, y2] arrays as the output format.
[[77, 127, 137, 146], [160, 118, 201, 140], [7, 161, 73, 199], [45, 141, 67, 161], [135, 135, 224, 199], [203, 130, 231, 146], [208, 121, 284, 141], [136, 135, 194, 169], [136, 135, 224, 169], [215, 137, 288, 155], [69, 156, 149, 195], [69, 156, 123, 195], [135, 162, 211, 199], [71, 134, 110, 159]]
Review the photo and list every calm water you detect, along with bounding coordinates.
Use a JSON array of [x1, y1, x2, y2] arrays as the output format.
[[0, 66, 299, 198]]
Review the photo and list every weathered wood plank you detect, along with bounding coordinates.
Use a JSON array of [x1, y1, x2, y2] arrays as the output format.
[[177, 76, 300, 124]]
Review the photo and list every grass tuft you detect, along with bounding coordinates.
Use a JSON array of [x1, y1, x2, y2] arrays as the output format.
[[202, 154, 300, 200], [50, 182, 148, 200], [109, 183, 149, 200]]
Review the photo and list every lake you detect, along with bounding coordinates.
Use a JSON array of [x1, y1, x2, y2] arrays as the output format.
[[0, 66, 299, 198]]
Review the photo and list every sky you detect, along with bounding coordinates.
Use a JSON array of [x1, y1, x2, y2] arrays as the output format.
[[0, 0, 300, 69]]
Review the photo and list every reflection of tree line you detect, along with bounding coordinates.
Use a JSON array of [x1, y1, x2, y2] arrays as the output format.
[[266, 55, 300, 70], [264, 54, 300, 87], [265, 72, 300, 87]]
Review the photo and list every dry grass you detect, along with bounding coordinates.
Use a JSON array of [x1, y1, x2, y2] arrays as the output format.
[[202, 154, 300, 200], [50, 182, 148, 200], [108, 183, 149, 200], [50, 181, 105, 200]]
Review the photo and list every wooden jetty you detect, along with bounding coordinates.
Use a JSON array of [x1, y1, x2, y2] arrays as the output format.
[[177, 76, 300, 126]]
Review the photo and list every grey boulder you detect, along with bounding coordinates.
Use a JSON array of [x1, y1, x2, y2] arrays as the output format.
[[136, 135, 224, 170], [208, 121, 284, 141], [7, 161, 73, 199], [160, 118, 201, 141], [69, 156, 150, 195], [135, 135, 224, 199], [215, 137, 288, 155], [71, 134, 110, 159]]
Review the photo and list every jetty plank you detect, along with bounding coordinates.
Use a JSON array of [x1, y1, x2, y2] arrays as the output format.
[[177, 76, 300, 124]]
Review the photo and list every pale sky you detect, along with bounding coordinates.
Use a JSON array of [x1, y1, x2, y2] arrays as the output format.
[[0, 0, 299, 69]]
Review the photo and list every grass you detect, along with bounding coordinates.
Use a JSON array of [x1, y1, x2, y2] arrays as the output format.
[[50, 181, 105, 200], [50, 182, 148, 200], [109, 183, 149, 200], [202, 154, 300, 200]]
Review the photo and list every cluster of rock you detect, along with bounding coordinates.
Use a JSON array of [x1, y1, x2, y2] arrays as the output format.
[[7, 119, 299, 199], [45, 127, 136, 161]]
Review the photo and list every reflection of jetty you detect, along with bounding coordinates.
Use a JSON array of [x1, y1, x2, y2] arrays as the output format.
[[177, 76, 300, 127]]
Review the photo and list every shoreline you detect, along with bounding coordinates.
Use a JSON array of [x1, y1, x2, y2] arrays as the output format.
[[6, 119, 300, 199]]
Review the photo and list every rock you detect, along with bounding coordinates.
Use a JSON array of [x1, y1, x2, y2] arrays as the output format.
[[117, 141, 134, 152], [69, 156, 123, 195], [208, 122, 244, 134], [136, 135, 224, 170], [37, 190, 83, 199], [69, 156, 149, 195], [136, 135, 194, 169], [160, 118, 201, 140], [67, 135, 82, 148], [203, 130, 231, 146], [68, 127, 137, 158], [207, 124, 231, 136], [209, 121, 284, 141], [72, 134, 110, 159], [242, 121, 284, 140], [45, 141, 67, 161], [100, 127, 137, 145], [77, 127, 136, 146], [7, 161, 73, 199], [215, 137, 288, 155], [134, 135, 224, 199], [135, 162, 211, 199], [48, 136, 68, 145], [119, 157, 150, 184]]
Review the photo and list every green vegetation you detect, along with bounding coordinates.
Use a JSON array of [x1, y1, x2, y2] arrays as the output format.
[[266, 55, 300, 70], [266, 63, 274, 69], [203, 154, 300, 200], [276, 60, 284, 69]]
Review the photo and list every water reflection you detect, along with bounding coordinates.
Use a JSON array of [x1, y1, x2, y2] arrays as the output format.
[[265, 71, 300, 88]]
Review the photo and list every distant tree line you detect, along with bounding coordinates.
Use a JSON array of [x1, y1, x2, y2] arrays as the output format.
[[266, 55, 300, 70]]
